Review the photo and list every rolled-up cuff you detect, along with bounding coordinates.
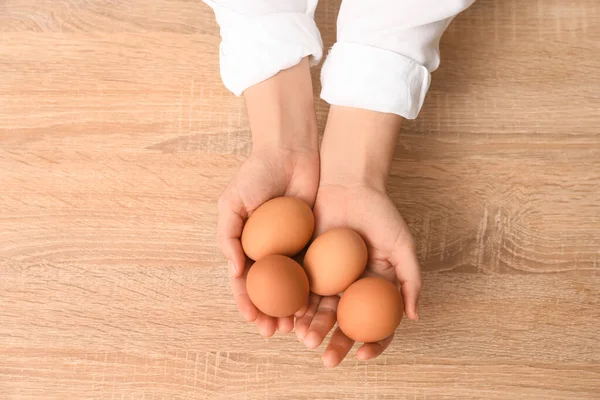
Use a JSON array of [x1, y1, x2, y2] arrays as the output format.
[[320, 42, 431, 119], [218, 12, 323, 96]]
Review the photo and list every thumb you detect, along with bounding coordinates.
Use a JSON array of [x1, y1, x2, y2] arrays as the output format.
[[285, 166, 318, 209], [217, 192, 247, 278], [389, 238, 423, 321]]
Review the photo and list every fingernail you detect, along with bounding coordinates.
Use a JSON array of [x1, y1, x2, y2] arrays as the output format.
[[227, 260, 236, 277], [294, 306, 307, 317], [322, 353, 337, 369], [304, 332, 320, 349]]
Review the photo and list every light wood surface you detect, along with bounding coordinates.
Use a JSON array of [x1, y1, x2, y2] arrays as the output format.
[[1, 1, 599, 399]]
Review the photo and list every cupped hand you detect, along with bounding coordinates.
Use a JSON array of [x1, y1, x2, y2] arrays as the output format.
[[295, 183, 422, 367], [218, 147, 319, 337]]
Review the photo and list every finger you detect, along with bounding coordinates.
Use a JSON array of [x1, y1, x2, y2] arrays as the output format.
[[311, 205, 337, 238], [277, 316, 294, 334], [389, 239, 423, 321], [294, 304, 308, 318], [256, 313, 277, 338], [294, 293, 321, 342], [230, 271, 258, 323], [286, 176, 317, 208], [304, 296, 339, 349], [217, 192, 247, 278], [322, 327, 354, 368], [401, 280, 422, 321], [356, 334, 394, 360]]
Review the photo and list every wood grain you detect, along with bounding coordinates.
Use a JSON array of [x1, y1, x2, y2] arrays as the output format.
[[1, 0, 599, 399]]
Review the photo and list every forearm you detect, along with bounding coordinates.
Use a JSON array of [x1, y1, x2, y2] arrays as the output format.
[[244, 58, 318, 153], [319, 1, 476, 189], [320, 106, 401, 192]]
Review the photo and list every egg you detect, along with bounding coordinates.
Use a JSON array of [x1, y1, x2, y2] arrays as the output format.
[[303, 228, 368, 296], [241, 197, 314, 261], [337, 277, 403, 343], [246, 254, 309, 318]]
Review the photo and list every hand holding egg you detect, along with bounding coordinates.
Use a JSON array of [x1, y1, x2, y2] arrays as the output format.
[[216, 147, 319, 337], [295, 184, 422, 367], [238, 190, 417, 368]]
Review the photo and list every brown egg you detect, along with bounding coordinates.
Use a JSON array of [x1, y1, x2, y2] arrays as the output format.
[[241, 197, 314, 261], [337, 277, 403, 343], [303, 228, 368, 296], [246, 254, 309, 318]]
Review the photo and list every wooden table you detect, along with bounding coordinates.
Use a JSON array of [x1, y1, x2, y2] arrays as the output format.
[[1, 1, 599, 398]]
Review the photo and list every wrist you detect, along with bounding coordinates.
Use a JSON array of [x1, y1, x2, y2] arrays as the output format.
[[320, 106, 402, 192], [244, 58, 318, 154]]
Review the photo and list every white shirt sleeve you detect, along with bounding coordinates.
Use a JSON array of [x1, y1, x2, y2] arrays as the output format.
[[203, 0, 474, 119], [203, 0, 323, 96], [320, 0, 476, 119]]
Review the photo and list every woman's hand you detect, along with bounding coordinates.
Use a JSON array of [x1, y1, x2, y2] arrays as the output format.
[[295, 183, 421, 366], [219, 147, 318, 336], [217, 58, 319, 338], [295, 106, 422, 367]]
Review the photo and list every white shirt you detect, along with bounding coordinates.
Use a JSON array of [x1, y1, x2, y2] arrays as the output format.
[[204, 0, 475, 119]]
